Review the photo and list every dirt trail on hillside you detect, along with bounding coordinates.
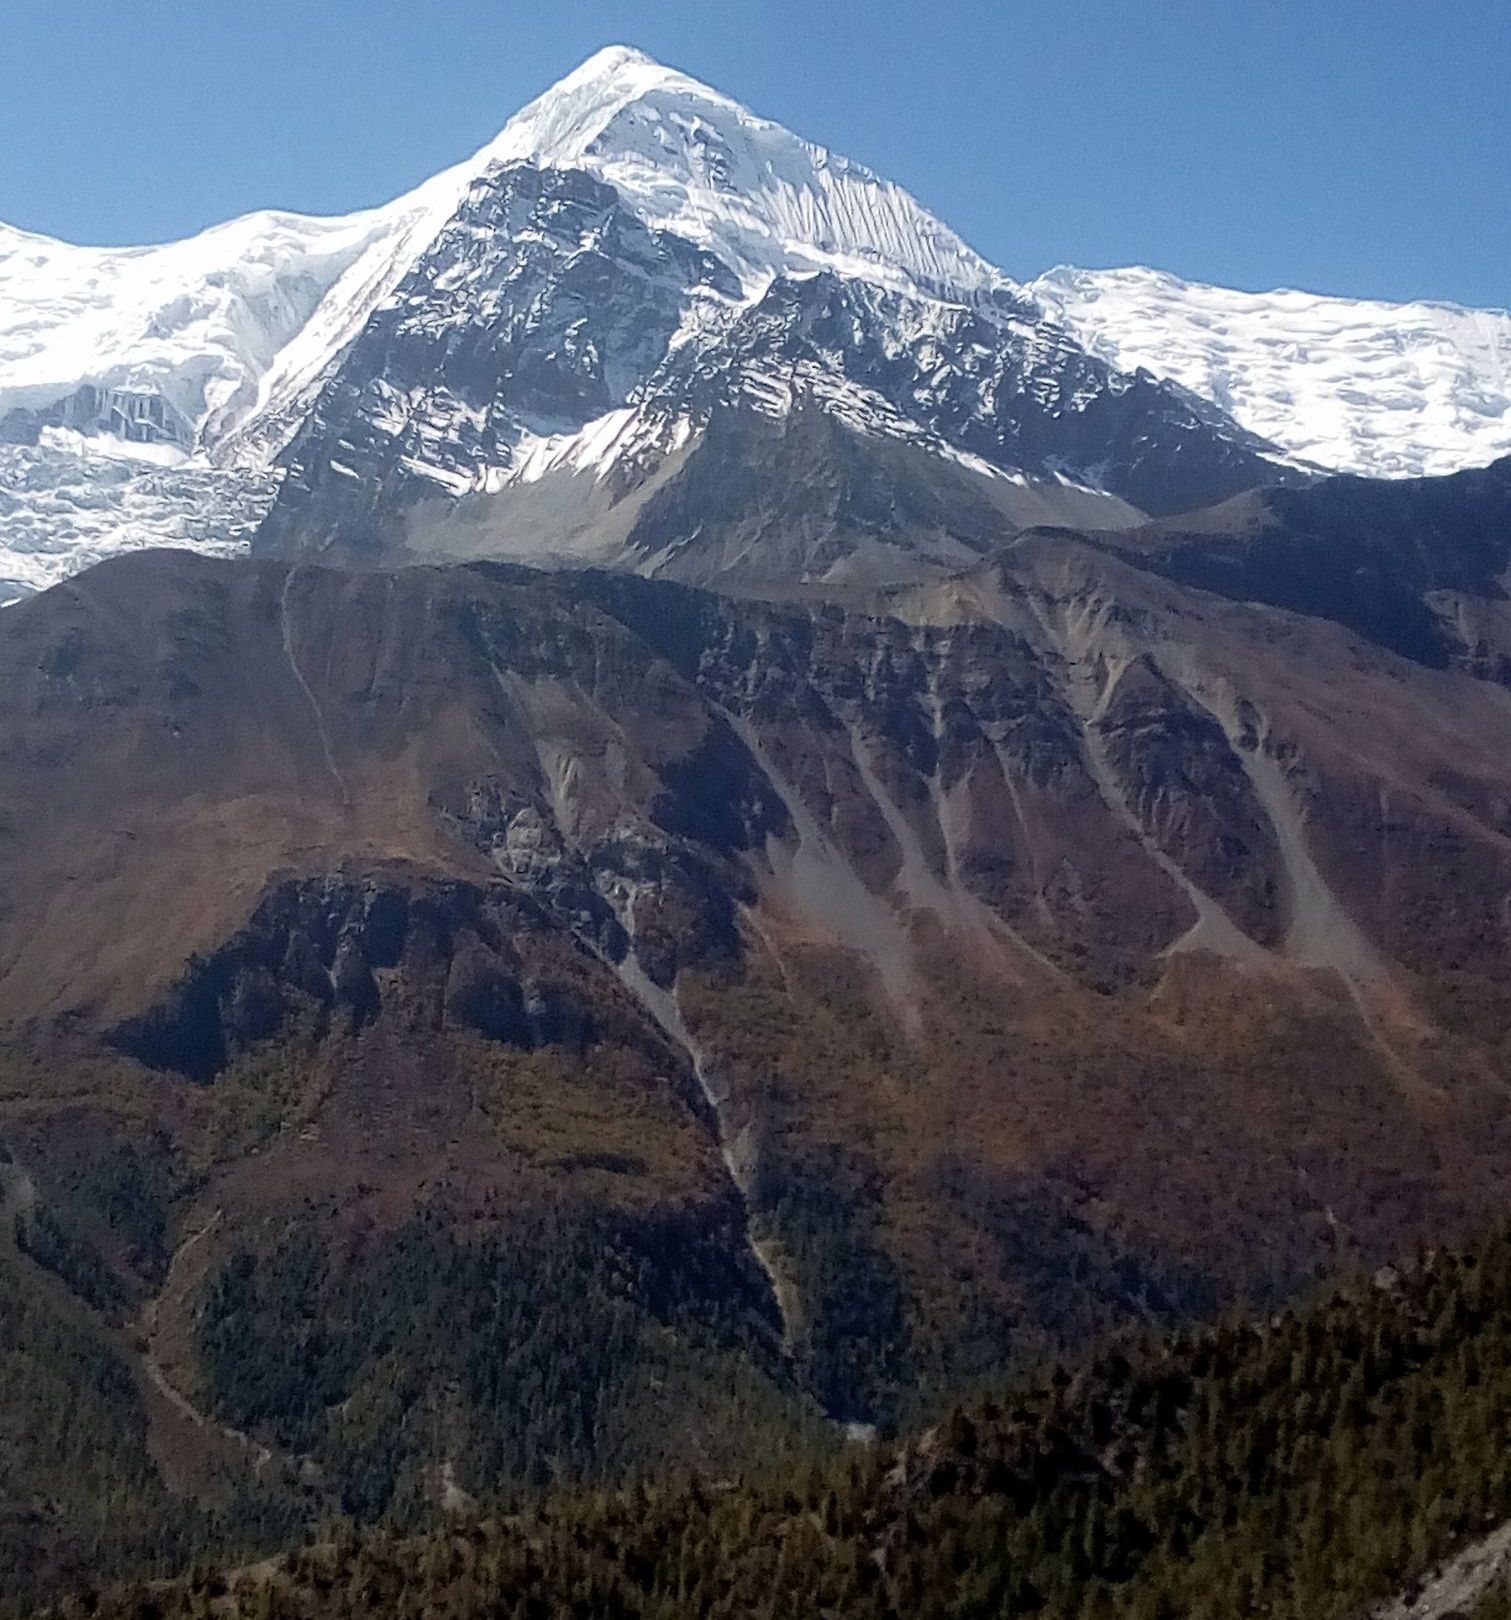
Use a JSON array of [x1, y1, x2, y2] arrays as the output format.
[[139, 1210, 281, 1472]]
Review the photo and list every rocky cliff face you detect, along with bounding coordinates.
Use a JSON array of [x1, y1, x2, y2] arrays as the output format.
[[254, 156, 1291, 587], [255, 163, 742, 561]]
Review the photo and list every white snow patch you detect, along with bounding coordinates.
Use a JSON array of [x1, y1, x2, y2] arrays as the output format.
[[1031, 264, 1511, 478]]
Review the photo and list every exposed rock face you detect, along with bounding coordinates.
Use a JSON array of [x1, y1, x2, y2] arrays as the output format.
[[108, 875, 697, 1082], [632, 269, 1288, 519], [252, 153, 1294, 587], [256, 164, 742, 562]]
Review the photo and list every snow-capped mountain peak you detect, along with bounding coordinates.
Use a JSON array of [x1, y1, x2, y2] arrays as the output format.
[[0, 46, 1005, 476], [473, 45, 1009, 302], [3, 45, 1510, 605]]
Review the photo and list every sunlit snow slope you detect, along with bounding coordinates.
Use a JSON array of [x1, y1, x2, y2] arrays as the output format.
[[1031, 265, 1511, 479], [481, 46, 1009, 300]]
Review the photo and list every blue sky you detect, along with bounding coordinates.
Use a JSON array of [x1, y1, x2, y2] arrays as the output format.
[[1, 0, 1506, 308]]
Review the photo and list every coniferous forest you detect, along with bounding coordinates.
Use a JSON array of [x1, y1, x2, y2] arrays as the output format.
[[36, 1224, 1511, 1620]]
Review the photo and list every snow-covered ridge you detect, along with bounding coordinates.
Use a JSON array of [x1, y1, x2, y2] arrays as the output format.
[[0, 45, 1009, 475], [3, 44, 1509, 601], [1030, 265, 1511, 479], [472, 46, 1010, 301], [0, 210, 389, 451], [0, 150, 496, 464]]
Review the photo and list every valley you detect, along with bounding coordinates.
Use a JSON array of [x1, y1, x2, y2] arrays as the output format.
[[49, 1223, 1511, 1620]]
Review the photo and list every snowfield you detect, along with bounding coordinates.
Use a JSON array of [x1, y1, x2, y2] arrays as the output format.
[[1031, 264, 1511, 480]]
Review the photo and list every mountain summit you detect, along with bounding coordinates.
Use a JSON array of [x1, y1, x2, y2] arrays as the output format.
[[472, 45, 1009, 300], [1, 47, 1509, 601], [0, 46, 1003, 468]]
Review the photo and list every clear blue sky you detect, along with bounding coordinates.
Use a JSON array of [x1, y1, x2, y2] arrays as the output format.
[[2, 0, 1507, 308]]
